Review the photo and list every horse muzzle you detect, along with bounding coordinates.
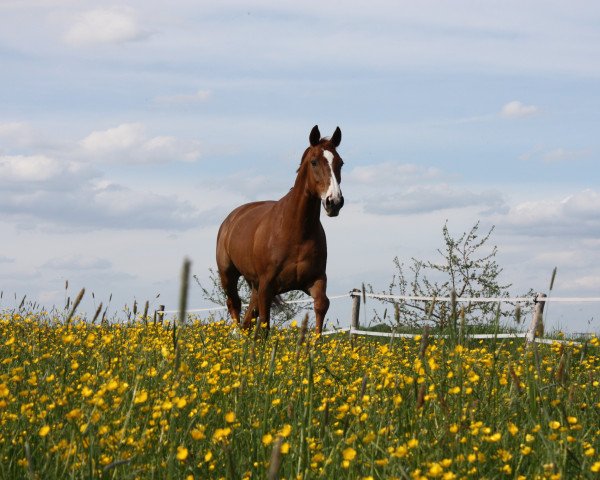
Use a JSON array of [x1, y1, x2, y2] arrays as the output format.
[[323, 195, 344, 217]]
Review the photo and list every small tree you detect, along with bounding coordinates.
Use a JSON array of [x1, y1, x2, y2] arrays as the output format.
[[194, 268, 309, 326], [371, 221, 531, 328]]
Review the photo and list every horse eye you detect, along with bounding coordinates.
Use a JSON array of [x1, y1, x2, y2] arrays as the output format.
[[311, 160, 317, 167]]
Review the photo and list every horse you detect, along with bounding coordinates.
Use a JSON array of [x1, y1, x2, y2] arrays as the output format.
[[216, 125, 344, 334]]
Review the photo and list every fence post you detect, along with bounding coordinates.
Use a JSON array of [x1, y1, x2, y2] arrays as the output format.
[[351, 289, 361, 333], [526, 293, 546, 345], [156, 305, 165, 326]]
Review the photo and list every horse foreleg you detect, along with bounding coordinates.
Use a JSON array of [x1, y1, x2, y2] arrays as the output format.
[[309, 278, 330, 334]]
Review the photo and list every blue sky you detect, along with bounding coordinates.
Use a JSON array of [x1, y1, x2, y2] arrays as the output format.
[[1, 1, 600, 331]]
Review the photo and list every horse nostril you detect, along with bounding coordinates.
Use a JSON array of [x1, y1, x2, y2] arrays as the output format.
[[325, 196, 333, 207]]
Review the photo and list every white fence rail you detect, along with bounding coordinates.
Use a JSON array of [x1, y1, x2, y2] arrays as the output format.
[[157, 289, 599, 346]]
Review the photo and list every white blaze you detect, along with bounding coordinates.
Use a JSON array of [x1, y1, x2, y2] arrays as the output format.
[[322, 150, 342, 203]]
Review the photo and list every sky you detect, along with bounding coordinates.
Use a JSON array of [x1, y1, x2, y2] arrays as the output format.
[[1, 1, 600, 332]]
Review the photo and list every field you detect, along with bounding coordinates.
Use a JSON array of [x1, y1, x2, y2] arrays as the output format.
[[1, 311, 600, 479]]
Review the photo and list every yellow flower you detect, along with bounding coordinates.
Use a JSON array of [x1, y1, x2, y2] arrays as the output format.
[[342, 447, 356, 461], [549, 421, 561, 430], [212, 427, 231, 443], [106, 380, 118, 391], [191, 426, 206, 440], [0, 384, 10, 398], [584, 447, 595, 456], [278, 424, 292, 437], [407, 438, 419, 448], [591, 462, 600, 473], [204, 451, 213, 462], [134, 390, 148, 404], [281, 442, 290, 454], [39, 425, 50, 437], [362, 432, 376, 444], [176, 446, 188, 461], [225, 411, 236, 423], [262, 433, 273, 446], [508, 422, 519, 436], [312, 453, 325, 463], [429, 462, 443, 477]]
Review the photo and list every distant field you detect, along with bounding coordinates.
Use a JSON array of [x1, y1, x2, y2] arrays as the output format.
[[1, 312, 599, 479]]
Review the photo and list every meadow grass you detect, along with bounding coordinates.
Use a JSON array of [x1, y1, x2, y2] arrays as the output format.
[[1, 311, 599, 479]]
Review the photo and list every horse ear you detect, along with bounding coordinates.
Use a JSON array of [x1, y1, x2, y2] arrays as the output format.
[[309, 125, 321, 146], [331, 127, 342, 148]]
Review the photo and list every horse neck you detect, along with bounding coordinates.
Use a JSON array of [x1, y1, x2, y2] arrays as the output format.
[[280, 166, 322, 235]]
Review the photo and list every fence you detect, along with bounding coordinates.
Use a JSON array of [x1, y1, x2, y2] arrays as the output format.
[[157, 289, 600, 346]]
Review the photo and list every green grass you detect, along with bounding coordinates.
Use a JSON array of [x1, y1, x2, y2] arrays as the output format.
[[1, 310, 600, 479]]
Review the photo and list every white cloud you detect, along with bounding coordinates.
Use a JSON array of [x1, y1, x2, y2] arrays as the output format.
[[0, 180, 206, 231], [562, 275, 600, 291], [519, 146, 590, 163], [345, 161, 504, 216], [362, 184, 505, 215], [79, 123, 201, 164], [43, 255, 112, 271], [497, 189, 600, 237], [0, 122, 34, 149], [64, 7, 150, 46], [542, 148, 590, 163], [0, 154, 95, 189], [500, 101, 539, 119], [80, 123, 145, 152], [0, 255, 15, 264], [155, 89, 212, 105], [0, 154, 61, 182], [348, 163, 442, 186]]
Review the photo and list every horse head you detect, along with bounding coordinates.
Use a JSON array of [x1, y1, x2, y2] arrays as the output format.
[[301, 125, 345, 217]]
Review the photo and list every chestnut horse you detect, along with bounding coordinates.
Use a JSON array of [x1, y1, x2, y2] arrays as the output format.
[[216, 125, 344, 334]]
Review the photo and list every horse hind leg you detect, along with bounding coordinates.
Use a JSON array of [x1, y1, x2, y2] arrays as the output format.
[[242, 287, 258, 331], [256, 282, 274, 337], [309, 278, 330, 334], [219, 267, 242, 326]]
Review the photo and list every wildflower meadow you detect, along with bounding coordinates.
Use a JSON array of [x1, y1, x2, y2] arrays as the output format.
[[1, 311, 600, 479]]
